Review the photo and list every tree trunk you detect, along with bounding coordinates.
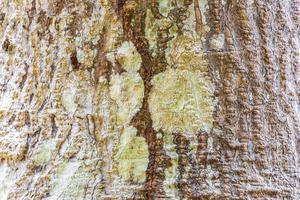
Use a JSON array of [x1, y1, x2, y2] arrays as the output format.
[[0, 0, 299, 199]]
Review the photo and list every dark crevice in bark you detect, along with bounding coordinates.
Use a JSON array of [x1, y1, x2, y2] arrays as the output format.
[[168, 5, 192, 34], [70, 50, 81, 70], [7, 114, 16, 125], [92, 24, 115, 83], [112, 0, 172, 198], [195, 132, 210, 198], [0, 12, 5, 25], [49, 63, 57, 83], [49, 0, 65, 15], [19, 62, 30, 90], [37, 11, 52, 39], [174, 133, 190, 199], [2, 38, 14, 53], [194, 0, 203, 35], [38, 98, 48, 112], [27, 0, 36, 27], [153, 24, 172, 74], [50, 114, 58, 138], [24, 111, 31, 127]]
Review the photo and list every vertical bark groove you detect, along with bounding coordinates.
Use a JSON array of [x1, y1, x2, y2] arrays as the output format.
[[0, 0, 299, 199]]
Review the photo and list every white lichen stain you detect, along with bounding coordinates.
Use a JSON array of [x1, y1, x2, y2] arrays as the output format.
[[31, 140, 56, 166], [145, 9, 158, 57], [61, 87, 77, 114], [112, 41, 142, 72], [48, 161, 80, 199], [0, 163, 16, 200], [209, 33, 225, 51]]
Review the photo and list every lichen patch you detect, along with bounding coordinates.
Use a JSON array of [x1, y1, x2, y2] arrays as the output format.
[[113, 41, 142, 72], [149, 67, 215, 134], [115, 126, 149, 183], [145, 9, 158, 57], [109, 72, 144, 126], [61, 87, 77, 114], [31, 140, 56, 166]]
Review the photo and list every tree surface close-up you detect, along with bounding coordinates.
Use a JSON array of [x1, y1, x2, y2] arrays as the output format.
[[0, 0, 299, 199]]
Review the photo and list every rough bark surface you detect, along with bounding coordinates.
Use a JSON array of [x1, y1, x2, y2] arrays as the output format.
[[0, 0, 299, 199]]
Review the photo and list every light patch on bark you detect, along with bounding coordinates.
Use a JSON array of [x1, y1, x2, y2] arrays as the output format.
[[47, 161, 81, 199], [111, 41, 142, 72], [109, 73, 144, 125], [0, 163, 21, 200], [31, 140, 56, 166], [150, 32, 215, 196], [145, 9, 158, 57], [61, 87, 77, 114], [115, 126, 148, 183], [158, 0, 173, 17], [162, 132, 180, 199], [149, 67, 215, 134], [209, 33, 225, 51]]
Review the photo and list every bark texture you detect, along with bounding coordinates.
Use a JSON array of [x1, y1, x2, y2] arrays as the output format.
[[0, 0, 299, 199]]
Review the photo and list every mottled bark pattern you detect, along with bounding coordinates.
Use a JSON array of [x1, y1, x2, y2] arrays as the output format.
[[206, 0, 300, 199], [0, 0, 299, 199]]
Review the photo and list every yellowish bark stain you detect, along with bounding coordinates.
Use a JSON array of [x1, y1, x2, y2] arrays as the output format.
[[115, 127, 148, 183], [149, 48, 215, 133]]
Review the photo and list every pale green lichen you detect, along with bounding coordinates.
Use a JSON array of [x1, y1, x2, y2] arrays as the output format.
[[61, 87, 77, 113], [110, 72, 144, 126], [149, 67, 215, 134], [109, 71, 147, 183], [49, 160, 91, 199], [114, 41, 142, 72], [115, 127, 148, 183], [150, 33, 215, 197], [163, 133, 179, 199], [145, 9, 158, 57], [31, 140, 56, 166], [158, 0, 172, 17], [155, 33, 216, 197]]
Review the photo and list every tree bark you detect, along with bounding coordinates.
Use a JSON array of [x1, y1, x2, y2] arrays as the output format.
[[0, 0, 299, 199]]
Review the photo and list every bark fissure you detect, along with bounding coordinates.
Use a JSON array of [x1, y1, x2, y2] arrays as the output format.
[[0, 0, 299, 199], [116, 1, 171, 197]]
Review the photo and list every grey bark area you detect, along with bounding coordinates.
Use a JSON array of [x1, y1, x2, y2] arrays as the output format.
[[0, 0, 299, 200]]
